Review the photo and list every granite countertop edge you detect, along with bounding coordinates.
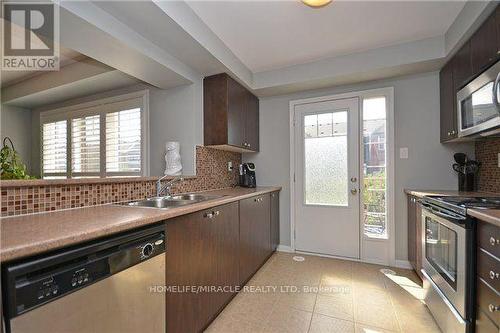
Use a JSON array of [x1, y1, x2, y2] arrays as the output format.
[[0, 186, 281, 263]]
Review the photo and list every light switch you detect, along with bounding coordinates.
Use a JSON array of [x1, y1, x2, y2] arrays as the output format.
[[400, 147, 409, 159]]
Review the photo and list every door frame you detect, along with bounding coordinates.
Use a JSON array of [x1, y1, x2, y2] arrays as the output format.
[[289, 87, 395, 266]]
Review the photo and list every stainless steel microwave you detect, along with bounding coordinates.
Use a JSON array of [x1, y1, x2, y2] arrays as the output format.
[[457, 60, 500, 137]]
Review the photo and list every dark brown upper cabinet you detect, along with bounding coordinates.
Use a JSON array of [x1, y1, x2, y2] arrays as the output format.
[[440, 60, 458, 142], [439, 4, 499, 143], [204, 73, 259, 152], [497, 5, 500, 52], [471, 10, 499, 74], [453, 41, 473, 91]]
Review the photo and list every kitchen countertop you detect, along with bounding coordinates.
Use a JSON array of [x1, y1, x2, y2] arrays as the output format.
[[405, 189, 500, 227], [404, 189, 497, 198], [0, 186, 281, 263], [468, 209, 500, 228]]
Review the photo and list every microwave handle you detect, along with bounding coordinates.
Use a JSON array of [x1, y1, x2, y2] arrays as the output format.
[[493, 72, 500, 112]]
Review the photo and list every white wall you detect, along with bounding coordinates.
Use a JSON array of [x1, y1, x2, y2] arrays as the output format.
[[1, 105, 33, 173], [148, 79, 203, 176], [243, 71, 475, 260]]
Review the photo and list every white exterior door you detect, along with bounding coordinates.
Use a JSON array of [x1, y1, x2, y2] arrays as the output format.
[[293, 97, 360, 259]]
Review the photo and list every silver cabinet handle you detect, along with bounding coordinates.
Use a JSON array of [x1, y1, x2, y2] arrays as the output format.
[[254, 197, 263, 203], [490, 237, 498, 246], [204, 212, 214, 219], [488, 304, 499, 313], [489, 271, 499, 280], [213, 210, 220, 216]]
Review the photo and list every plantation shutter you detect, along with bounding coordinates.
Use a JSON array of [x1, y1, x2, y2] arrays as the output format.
[[71, 115, 101, 175], [42, 120, 68, 178], [105, 107, 142, 175]]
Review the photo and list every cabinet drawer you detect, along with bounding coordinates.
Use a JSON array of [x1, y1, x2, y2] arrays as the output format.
[[477, 277, 500, 327], [478, 248, 500, 292], [478, 221, 500, 258], [476, 308, 499, 333]]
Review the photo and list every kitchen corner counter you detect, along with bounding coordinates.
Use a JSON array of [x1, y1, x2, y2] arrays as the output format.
[[0, 186, 281, 263], [468, 209, 500, 228], [404, 189, 496, 198]]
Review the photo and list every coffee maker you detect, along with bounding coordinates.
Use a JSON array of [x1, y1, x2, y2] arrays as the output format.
[[239, 163, 256, 188]]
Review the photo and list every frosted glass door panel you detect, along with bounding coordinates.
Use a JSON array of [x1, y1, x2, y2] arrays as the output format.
[[304, 111, 348, 206]]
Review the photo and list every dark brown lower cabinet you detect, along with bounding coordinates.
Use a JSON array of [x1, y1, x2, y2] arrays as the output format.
[[166, 192, 280, 333], [166, 202, 239, 333], [270, 191, 280, 251], [476, 219, 499, 333], [239, 194, 272, 285], [407, 195, 423, 281]]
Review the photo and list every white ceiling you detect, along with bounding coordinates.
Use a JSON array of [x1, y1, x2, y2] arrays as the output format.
[[1, 47, 85, 86], [187, 0, 466, 73]]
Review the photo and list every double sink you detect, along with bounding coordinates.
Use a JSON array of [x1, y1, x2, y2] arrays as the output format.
[[120, 193, 224, 209]]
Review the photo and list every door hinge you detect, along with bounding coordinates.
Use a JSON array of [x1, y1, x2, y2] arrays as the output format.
[[294, 229, 296, 240], [293, 173, 296, 182]]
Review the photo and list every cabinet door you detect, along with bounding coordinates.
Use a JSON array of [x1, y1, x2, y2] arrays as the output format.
[[166, 210, 214, 333], [227, 77, 246, 148], [210, 202, 240, 314], [270, 191, 280, 252], [471, 11, 498, 74], [407, 195, 417, 270], [245, 92, 259, 152], [497, 5, 500, 53], [239, 194, 271, 285], [440, 61, 457, 142], [453, 41, 473, 90]]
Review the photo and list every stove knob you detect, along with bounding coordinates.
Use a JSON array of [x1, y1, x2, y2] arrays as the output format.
[[142, 243, 154, 257]]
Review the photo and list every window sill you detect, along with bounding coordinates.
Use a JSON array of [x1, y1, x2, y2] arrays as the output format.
[[0, 175, 197, 188]]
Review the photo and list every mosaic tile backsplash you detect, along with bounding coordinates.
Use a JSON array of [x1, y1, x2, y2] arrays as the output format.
[[1, 146, 241, 216], [475, 137, 500, 193]]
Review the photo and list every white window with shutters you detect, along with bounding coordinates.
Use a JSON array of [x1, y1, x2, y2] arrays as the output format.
[[40, 91, 149, 179]]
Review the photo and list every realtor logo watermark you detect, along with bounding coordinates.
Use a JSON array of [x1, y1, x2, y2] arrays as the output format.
[[2, 2, 59, 71]]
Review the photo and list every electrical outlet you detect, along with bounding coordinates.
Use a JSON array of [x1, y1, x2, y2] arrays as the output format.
[[399, 147, 409, 159], [228, 161, 233, 172]]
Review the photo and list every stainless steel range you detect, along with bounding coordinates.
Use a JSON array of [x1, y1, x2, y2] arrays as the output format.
[[420, 196, 500, 333]]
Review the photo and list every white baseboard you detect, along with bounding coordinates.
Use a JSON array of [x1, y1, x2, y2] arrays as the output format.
[[276, 245, 294, 253], [393, 260, 413, 269]]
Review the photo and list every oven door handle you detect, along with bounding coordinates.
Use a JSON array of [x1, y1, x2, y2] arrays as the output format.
[[493, 72, 500, 113], [421, 203, 466, 221], [421, 269, 467, 325]]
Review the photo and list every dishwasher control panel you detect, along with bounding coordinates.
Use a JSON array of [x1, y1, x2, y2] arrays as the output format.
[[13, 259, 109, 316], [3, 225, 165, 320]]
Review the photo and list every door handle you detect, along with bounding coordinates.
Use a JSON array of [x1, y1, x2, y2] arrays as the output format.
[[350, 188, 358, 195]]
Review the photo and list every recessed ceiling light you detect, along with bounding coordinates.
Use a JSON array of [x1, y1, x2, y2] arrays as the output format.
[[302, 0, 332, 8]]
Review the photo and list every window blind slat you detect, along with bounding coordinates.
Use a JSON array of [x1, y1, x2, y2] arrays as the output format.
[[72, 115, 100, 173], [106, 108, 141, 173], [42, 121, 67, 175]]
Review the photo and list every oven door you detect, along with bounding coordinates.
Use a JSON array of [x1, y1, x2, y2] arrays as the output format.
[[421, 206, 468, 318], [457, 60, 500, 137]]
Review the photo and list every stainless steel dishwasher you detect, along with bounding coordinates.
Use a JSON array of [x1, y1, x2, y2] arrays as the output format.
[[2, 224, 166, 333]]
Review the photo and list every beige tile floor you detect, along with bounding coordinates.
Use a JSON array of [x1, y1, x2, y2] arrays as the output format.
[[205, 252, 441, 333]]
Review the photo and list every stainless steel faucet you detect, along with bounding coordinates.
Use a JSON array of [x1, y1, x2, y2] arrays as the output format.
[[156, 175, 184, 197]]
